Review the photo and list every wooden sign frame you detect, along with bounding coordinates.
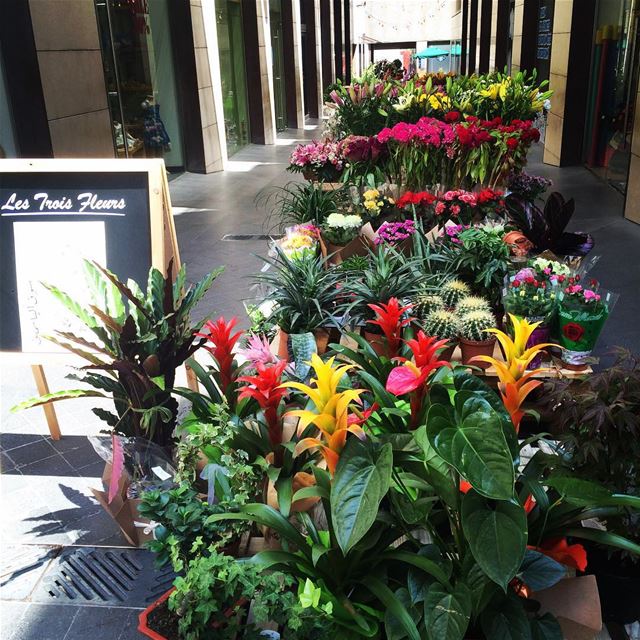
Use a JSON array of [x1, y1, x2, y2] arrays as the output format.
[[0, 158, 181, 439]]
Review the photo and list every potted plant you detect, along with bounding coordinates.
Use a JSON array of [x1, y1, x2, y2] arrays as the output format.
[[256, 250, 341, 358], [557, 278, 617, 369], [421, 309, 459, 360], [458, 309, 497, 368], [455, 295, 491, 316], [440, 278, 471, 310], [502, 266, 558, 369], [320, 212, 365, 265], [287, 140, 345, 183], [541, 350, 640, 624], [139, 547, 323, 640], [14, 260, 221, 449], [413, 292, 445, 319]]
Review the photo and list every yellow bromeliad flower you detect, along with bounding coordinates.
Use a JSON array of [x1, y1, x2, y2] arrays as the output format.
[[283, 354, 365, 474], [472, 314, 558, 433]]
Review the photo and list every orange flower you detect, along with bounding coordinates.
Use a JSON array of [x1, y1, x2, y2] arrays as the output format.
[[530, 537, 587, 572]]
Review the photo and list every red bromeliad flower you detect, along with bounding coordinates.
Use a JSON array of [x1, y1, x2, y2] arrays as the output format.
[[237, 361, 288, 453], [367, 298, 414, 358], [196, 317, 243, 395], [530, 537, 588, 572], [386, 331, 449, 428]]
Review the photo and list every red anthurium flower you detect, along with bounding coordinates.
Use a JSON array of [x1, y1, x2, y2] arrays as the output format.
[[386, 331, 449, 428], [238, 361, 288, 453], [523, 494, 536, 514], [196, 317, 243, 395], [367, 298, 414, 358], [531, 537, 588, 572], [459, 480, 473, 494]]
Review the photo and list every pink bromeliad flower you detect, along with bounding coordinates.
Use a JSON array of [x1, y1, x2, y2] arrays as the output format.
[[238, 334, 279, 367]]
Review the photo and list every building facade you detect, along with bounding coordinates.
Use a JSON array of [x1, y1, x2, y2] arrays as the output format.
[[0, 0, 352, 172]]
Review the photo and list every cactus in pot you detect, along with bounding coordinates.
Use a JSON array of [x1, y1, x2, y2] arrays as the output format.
[[414, 294, 445, 320], [456, 295, 491, 316], [422, 309, 459, 359], [458, 309, 497, 368], [440, 279, 471, 309]]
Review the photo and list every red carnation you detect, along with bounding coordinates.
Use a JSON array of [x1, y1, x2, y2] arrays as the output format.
[[444, 111, 461, 123]]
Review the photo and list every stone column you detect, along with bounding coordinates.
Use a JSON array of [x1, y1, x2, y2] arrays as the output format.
[[511, 0, 524, 74], [256, 0, 277, 144], [624, 84, 640, 223], [195, 0, 226, 171], [315, 0, 325, 115], [291, 0, 306, 128], [28, 0, 113, 157]]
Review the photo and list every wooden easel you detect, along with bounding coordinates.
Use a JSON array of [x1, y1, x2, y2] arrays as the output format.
[[0, 158, 193, 439]]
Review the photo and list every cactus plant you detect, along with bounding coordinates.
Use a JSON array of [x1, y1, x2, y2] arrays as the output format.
[[423, 309, 460, 341], [414, 294, 445, 319], [456, 295, 491, 315], [459, 310, 497, 342], [440, 279, 471, 308]]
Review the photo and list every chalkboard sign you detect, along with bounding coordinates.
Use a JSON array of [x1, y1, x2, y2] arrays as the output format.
[[0, 159, 179, 352], [535, 0, 555, 83]]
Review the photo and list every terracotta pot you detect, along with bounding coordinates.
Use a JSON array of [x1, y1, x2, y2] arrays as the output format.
[[313, 328, 331, 354], [363, 330, 386, 356], [439, 342, 457, 361], [275, 328, 289, 360], [460, 337, 497, 369]]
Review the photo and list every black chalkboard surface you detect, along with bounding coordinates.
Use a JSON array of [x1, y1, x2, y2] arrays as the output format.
[[0, 167, 156, 351]]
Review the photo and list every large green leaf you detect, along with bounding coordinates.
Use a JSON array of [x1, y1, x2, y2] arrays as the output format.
[[546, 475, 640, 510], [423, 583, 471, 640], [290, 331, 317, 380], [414, 426, 458, 508], [427, 395, 514, 500], [480, 593, 531, 640], [517, 549, 566, 592], [384, 588, 421, 640], [331, 439, 393, 555], [461, 491, 527, 591], [12, 389, 107, 412], [530, 614, 563, 640], [366, 577, 420, 640]]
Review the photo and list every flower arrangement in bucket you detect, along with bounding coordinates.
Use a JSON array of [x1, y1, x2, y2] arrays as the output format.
[[359, 188, 396, 225], [373, 219, 416, 248], [431, 188, 506, 226], [320, 213, 365, 264], [279, 224, 320, 261], [558, 277, 618, 369], [288, 140, 344, 182]]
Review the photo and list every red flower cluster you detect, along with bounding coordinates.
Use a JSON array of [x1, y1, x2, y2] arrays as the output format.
[[396, 191, 436, 208], [456, 121, 493, 148], [341, 134, 386, 163]]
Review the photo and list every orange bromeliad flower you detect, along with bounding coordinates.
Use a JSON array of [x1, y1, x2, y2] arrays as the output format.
[[472, 314, 557, 432], [282, 354, 366, 475]]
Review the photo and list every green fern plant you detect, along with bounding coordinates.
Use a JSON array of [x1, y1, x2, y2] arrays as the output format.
[[13, 260, 222, 447], [459, 309, 497, 342], [422, 309, 459, 341], [440, 279, 471, 308], [456, 295, 491, 315]]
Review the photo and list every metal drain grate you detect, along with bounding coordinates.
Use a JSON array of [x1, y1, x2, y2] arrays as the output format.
[[221, 234, 280, 241], [32, 547, 174, 607]]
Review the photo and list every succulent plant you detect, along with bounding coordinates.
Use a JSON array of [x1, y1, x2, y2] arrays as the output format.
[[414, 294, 445, 319], [423, 309, 460, 341], [459, 309, 497, 342], [440, 279, 471, 308], [456, 295, 491, 315]]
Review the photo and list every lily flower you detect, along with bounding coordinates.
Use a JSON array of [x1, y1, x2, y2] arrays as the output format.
[[238, 360, 288, 454], [367, 298, 414, 359], [386, 331, 449, 428], [196, 317, 243, 395], [283, 354, 366, 475]]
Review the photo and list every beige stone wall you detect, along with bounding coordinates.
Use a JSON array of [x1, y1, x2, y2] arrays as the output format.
[[28, 0, 114, 158], [198, 0, 226, 172], [314, 0, 325, 115], [257, 0, 277, 144], [511, 0, 524, 74], [291, 0, 306, 128], [624, 84, 640, 223], [542, 0, 573, 167]]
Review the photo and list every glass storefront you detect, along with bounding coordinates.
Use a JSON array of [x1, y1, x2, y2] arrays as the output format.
[[94, 0, 185, 169], [584, 0, 640, 194], [270, 0, 288, 131], [0, 50, 17, 158], [216, 0, 250, 156]]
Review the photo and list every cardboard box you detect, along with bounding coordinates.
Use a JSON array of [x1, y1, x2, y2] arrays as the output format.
[[91, 462, 154, 547]]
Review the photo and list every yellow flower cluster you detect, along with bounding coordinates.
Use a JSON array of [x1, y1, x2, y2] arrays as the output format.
[[428, 93, 451, 111], [362, 188, 393, 217]]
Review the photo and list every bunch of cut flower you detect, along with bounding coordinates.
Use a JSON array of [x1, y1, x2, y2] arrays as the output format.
[[321, 213, 363, 247], [279, 224, 320, 260], [288, 140, 345, 182], [359, 187, 396, 223]]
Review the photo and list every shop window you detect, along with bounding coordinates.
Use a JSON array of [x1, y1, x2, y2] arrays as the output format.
[[270, 0, 288, 132], [584, 0, 640, 195], [216, 0, 251, 157], [94, 0, 185, 170], [0, 51, 17, 158]]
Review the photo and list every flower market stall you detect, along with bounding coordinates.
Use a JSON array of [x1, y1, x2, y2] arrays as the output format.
[[13, 66, 640, 640]]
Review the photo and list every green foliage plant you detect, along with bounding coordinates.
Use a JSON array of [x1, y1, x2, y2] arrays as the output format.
[[13, 260, 221, 448]]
